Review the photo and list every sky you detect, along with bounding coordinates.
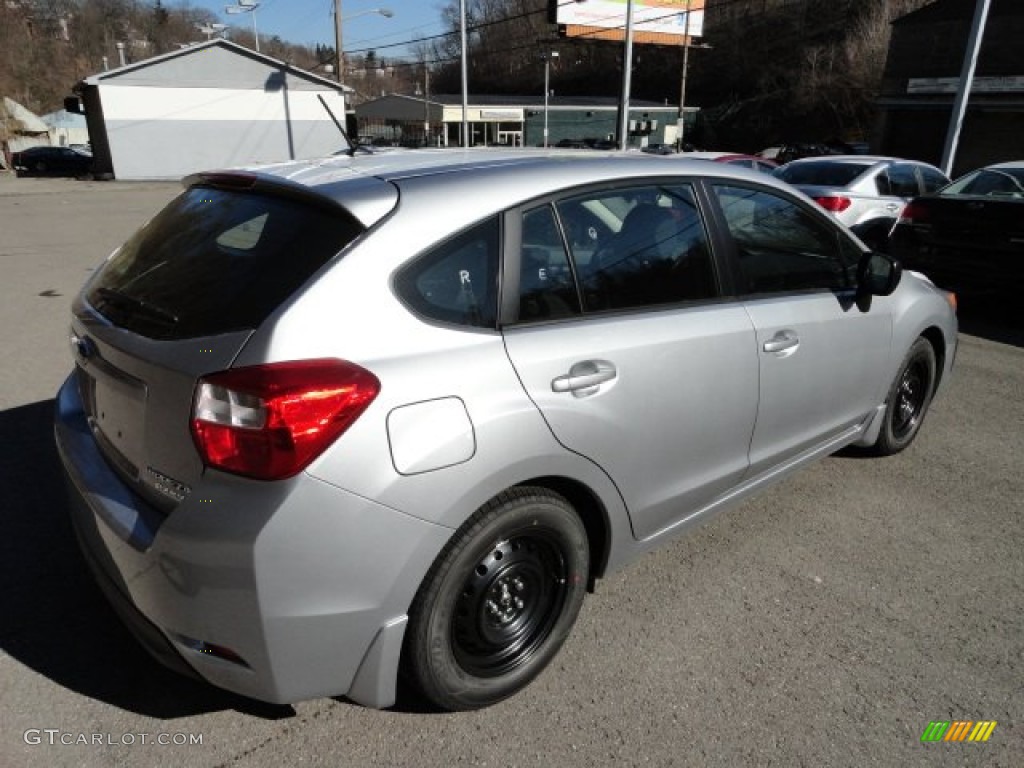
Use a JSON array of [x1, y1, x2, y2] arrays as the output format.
[[184, 0, 450, 59]]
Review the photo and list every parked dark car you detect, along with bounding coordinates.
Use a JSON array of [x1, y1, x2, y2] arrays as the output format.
[[889, 161, 1024, 296], [771, 142, 840, 165], [641, 142, 678, 155], [12, 145, 93, 177]]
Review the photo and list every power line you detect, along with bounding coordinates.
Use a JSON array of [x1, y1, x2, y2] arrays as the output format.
[[347, 0, 870, 73], [344, 0, 777, 60]]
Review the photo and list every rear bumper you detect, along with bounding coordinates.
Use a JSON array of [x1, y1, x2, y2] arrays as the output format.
[[54, 373, 452, 707]]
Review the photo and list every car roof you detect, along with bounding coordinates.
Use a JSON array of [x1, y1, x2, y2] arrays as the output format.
[[784, 155, 890, 165], [985, 160, 1024, 170], [677, 151, 769, 161], [190, 148, 799, 228], [783, 155, 943, 168]]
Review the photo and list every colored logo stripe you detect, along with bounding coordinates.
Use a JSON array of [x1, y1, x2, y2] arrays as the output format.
[[944, 721, 972, 741], [969, 721, 998, 742], [921, 721, 997, 743]]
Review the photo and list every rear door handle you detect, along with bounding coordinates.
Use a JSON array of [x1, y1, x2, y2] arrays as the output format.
[[552, 360, 617, 396], [763, 331, 799, 354], [885, 203, 901, 212]]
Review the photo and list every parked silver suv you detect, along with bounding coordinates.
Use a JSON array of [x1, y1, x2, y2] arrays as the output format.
[[55, 150, 957, 712], [773, 156, 949, 250]]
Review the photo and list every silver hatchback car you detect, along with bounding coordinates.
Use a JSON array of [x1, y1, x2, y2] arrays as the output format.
[[773, 156, 950, 250], [55, 150, 957, 712]]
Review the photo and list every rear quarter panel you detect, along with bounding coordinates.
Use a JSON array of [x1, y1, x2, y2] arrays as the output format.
[[230, 176, 633, 545]]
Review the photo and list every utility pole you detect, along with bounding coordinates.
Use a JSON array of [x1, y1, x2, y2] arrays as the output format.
[[940, 0, 992, 176], [677, 1, 692, 151], [334, 0, 343, 86], [459, 0, 469, 147], [542, 51, 559, 148], [617, 0, 636, 151], [423, 66, 431, 147]]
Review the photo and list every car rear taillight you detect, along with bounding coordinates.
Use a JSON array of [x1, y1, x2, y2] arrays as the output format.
[[899, 201, 930, 224], [191, 359, 380, 481], [812, 196, 852, 213]]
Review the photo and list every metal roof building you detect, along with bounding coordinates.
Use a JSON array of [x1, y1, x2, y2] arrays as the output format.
[[71, 39, 351, 180], [355, 93, 689, 149], [875, 0, 1024, 176]]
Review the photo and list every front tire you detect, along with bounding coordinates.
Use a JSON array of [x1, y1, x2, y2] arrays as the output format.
[[404, 487, 589, 711], [872, 337, 937, 456]]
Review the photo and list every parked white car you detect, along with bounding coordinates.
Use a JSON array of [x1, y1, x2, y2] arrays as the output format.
[[773, 156, 949, 249], [55, 149, 957, 712]]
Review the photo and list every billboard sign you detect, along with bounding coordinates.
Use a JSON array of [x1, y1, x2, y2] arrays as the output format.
[[552, 0, 704, 45]]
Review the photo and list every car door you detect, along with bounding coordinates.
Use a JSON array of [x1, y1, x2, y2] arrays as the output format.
[[501, 181, 759, 541], [707, 182, 892, 476]]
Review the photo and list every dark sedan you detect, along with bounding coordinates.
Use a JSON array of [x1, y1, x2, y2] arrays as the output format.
[[889, 161, 1024, 296], [12, 145, 93, 177]]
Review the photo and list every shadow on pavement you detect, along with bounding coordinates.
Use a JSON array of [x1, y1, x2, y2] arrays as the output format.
[[921, 284, 1022, 347], [0, 399, 294, 721], [956, 296, 1024, 348]]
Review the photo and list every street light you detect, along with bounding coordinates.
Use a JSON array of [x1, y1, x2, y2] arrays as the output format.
[[541, 51, 559, 148], [196, 22, 227, 41], [225, 0, 260, 52], [332, 5, 395, 87]]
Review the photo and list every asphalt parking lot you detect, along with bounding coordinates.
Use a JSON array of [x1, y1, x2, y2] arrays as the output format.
[[0, 173, 1021, 768]]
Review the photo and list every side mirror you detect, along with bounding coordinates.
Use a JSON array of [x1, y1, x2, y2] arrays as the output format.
[[857, 251, 902, 298]]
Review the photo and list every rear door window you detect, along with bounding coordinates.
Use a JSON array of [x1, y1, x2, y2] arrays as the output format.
[[518, 206, 582, 322], [86, 185, 362, 340], [554, 183, 718, 313]]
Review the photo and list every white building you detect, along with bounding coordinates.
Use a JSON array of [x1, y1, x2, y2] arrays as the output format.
[[40, 108, 90, 148], [71, 39, 352, 180]]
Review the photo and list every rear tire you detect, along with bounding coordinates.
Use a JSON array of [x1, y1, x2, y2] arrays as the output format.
[[872, 337, 936, 456], [404, 487, 589, 711]]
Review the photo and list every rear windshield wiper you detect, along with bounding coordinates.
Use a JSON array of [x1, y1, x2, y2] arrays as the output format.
[[95, 287, 180, 326]]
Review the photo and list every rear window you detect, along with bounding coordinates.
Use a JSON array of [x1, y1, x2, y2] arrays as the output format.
[[86, 186, 362, 339], [774, 161, 871, 187], [942, 167, 1024, 197]]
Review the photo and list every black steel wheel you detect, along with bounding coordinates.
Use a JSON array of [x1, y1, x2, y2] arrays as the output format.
[[404, 487, 589, 711], [873, 337, 937, 456]]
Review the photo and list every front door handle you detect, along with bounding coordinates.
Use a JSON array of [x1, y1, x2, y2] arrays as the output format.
[[552, 360, 617, 396], [763, 331, 800, 354]]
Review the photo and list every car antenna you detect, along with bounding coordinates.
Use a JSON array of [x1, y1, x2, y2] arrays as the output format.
[[317, 94, 370, 156]]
